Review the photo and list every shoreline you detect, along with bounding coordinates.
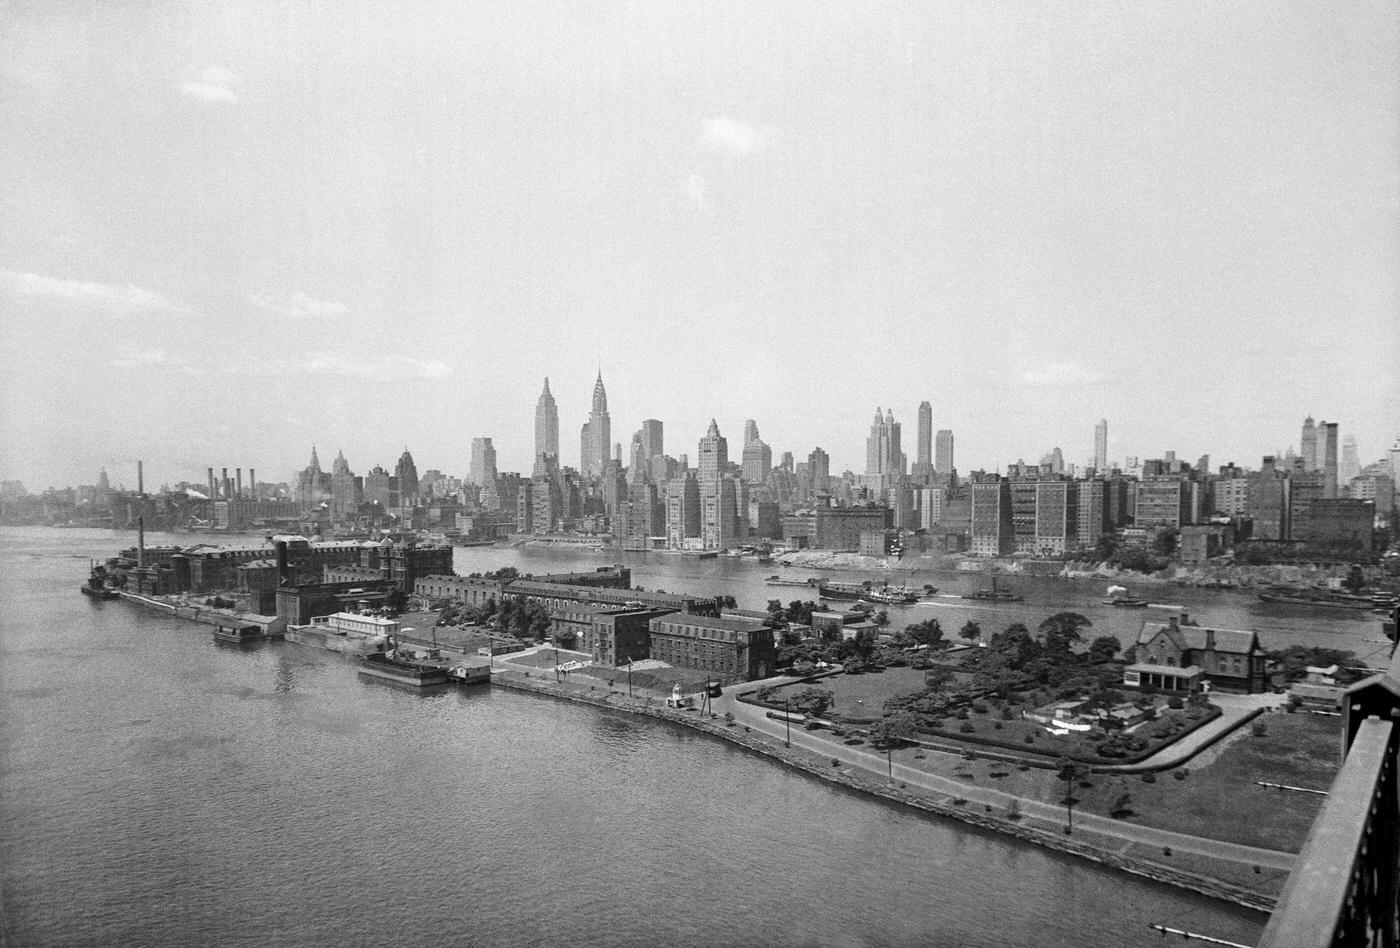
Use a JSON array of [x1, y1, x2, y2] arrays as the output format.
[[488, 670, 1277, 915]]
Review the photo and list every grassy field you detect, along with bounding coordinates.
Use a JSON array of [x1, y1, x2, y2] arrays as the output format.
[[891, 711, 1342, 852]]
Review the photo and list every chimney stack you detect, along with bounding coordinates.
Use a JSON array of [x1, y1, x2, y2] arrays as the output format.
[[137, 460, 144, 496], [221, 468, 229, 500], [249, 468, 256, 501], [275, 540, 290, 585], [236, 468, 243, 499], [207, 467, 215, 500], [137, 516, 146, 568]]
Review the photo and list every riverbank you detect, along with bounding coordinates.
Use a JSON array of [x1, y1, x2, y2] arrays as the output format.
[[488, 668, 1279, 914]]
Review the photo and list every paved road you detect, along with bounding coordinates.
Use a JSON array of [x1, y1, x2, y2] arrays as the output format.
[[712, 686, 1297, 872]]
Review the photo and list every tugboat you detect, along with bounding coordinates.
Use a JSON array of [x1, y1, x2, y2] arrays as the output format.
[[866, 584, 920, 605], [79, 562, 117, 600], [1102, 585, 1149, 608], [961, 577, 1022, 603]]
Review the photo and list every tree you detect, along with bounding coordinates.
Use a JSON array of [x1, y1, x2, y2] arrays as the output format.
[[958, 620, 981, 644], [1087, 634, 1122, 663], [869, 710, 920, 749], [789, 687, 835, 718], [787, 600, 818, 626], [1038, 612, 1092, 657], [988, 623, 1039, 669], [719, 595, 737, 609], [904, 618, 944, 649]]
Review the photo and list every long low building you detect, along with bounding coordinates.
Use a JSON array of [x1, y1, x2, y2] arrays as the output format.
[[648, 613, 775, 682], [501, 579, 717, 617]]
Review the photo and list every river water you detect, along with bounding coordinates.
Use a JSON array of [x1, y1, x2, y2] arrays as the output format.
[[0, 528, 1298, 946]]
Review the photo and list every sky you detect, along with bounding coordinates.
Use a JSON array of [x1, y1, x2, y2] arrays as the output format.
[[2, 1, 1398, 491]]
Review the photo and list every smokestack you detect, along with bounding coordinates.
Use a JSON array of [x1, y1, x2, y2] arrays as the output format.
[[137, 460, 144, 496], [207, 467, 215, 500], [249, 468, 256, 501], [275, 540, 289, 585], [137, 516, 146, 568], [221, 468, 229, 500], [236, 468, 243, 499]]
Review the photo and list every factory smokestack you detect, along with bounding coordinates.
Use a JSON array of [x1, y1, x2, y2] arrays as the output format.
[[137, 460, 144, 496], [275, 540, 289, 585], [249, 468, 256, 501], [221, 468, 229, 500], [236, 468, 243, 499], [137, 516, 146, 568], [207, 467, 215, 500]]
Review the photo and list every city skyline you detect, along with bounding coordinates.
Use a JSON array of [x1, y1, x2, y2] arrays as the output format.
[[2, 2, 1397, 487]]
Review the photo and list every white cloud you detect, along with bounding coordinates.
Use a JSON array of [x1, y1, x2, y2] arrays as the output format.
[[1019, 361, 1107, 387], [698, 116, 761, 156], [303, 353, 451, 380], [0, 269, 188, 317], [248, 291, 349, 320], [180, 66, 241, 104]]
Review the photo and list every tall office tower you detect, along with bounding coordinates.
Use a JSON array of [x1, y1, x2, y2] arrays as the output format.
[[640, 419, 664, 459], [808, 447, 830, 492], [698, 419, 729, 481], [935, 429, 955, 474], [1390, 436, 1400, 483], [1340, 434, 1361, 483], [1319, 421, 1339, 498], [916, 401, 932, 470], [534, 378, 559, 461], [580, 372, 611, 478], [1094, 419, 1108, 471], [394, 448, 419, 504], [1300, 416, 1318, 471], [743, 419, 760, 446], [469, 438, 498, 487], [330, 450, 360, 515], [780, 452, 793, 473], [628, 433, 648, 485], [665, 472, 701, 547], [864, 408, 903, 487], [741, 438, 772, 484]]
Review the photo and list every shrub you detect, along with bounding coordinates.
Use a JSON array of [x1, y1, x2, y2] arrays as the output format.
[[1173, 769, 1189, 781], [1141, 772, 1156, 783], [1251, 720, 1268, 737], [1023, 734, 1035, 744], [1001, 707, 1015, 720], [960, 722, 974, 733], [1163, 847, 1172, 857], [955, 708, 969, 720], [1167, 696, 1185, 710], [832, 759, 841, 767], [993, 722, 1003, 730], [971, 702, 989, 714]]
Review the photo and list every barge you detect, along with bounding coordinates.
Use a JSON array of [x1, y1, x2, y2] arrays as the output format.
[[358, 651, 450, 687]]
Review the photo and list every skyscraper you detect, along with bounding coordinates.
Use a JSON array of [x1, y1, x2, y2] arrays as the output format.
[[640, 419, 664, 460], [1300, 416, 1318, 471], [580, 372, 611, 478], [1319, 421, 1339, 498], [864, 408, 903, 490], [1094, 419, 1108, 471], [469, 438, 498, 487], [741, 438, 771, 483], [935, 429, 955, 475], [808, 447, 830, 492], [395, 448, 419, 504], [534, 378, 559, 461], [916, 401, 932, 470], [698, 420, 737, 549], [1341, 434, 1360, 483], [698, 419, 728, 481], [743, 419, 760, 446]]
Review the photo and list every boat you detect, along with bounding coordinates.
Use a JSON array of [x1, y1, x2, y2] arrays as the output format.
[[765, 575, 817, 587], [696, 551, 719, 560], [864, 584, 920, 604], [817, 581, 871, 601], [213, 624, 262, 646], [1102, 585, 1149, 608], [80, 561, 117, 599], [447, 662, 491, 686], [1257, 585, 1374, 611], [961, 577, 1021, 603], [358, 650, 450, 686]]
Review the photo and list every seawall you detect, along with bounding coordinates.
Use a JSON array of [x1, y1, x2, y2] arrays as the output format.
[[490, 671, 1276, 915]]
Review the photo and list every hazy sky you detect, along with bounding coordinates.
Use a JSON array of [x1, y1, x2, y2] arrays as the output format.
[[3, 1, 1397, 490]]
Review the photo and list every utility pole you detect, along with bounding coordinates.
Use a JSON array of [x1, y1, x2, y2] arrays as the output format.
[[784, 698, 791, 747]]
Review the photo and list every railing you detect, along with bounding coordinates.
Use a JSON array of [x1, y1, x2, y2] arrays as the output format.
[[1259, 640, 1400, 948]]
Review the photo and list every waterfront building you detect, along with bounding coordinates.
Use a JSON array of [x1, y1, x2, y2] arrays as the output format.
[[970, 477, 1013, 556], [1349, 472, 1395, 516], [701, 476, 739, 551], [1318, 421, 1339, 498], [749, 500, 780, 540], [647, 613, 775, 681], [781, 504, 891, 551], [665, 472, 701, 548], [1033, 480, 1080, 555], [530, 475, 562, 534], [1247, 458, 1290, 540], [1076, 479, 1106, 547], [1179, 523, 1232, 564], [1125, 615, 1272, 694], [504, 579, 717, 616], [1211, 474, 1250, 518], [515, 481, 533, 533], [535, 378, 560, 461], [1301, 499, 1375, 555], [935, 429, 954, 475], [1287, 468, 1326, 541], [1094, 419, 1108, 471], [274, 578, 397, 625]]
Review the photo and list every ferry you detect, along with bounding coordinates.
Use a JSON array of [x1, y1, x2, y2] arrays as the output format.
[[961, 577, 1022, 603], [358, 650, 450, 687], [80, 562, 117, 599], [866, 585, 920, 605], [1102, 585, 1149, 608]]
